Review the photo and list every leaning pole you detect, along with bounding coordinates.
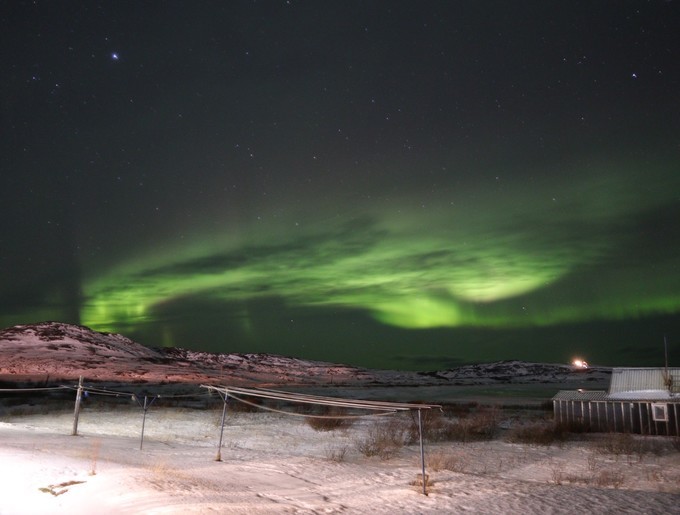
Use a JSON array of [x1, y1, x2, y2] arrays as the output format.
[[71, 376, 84, 436], [216, 390, 229, 461]]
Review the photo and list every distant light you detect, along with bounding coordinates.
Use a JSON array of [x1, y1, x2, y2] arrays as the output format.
[[111, 52, 119, 61], [572, 359, 589, 369]]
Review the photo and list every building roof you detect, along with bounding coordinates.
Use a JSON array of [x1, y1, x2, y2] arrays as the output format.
[[609, 367, 680, 395], [553, 389, 680, 402], [608, 389, 677, 401], [553, 390, 608, 401], [554, 367, 680, 402]]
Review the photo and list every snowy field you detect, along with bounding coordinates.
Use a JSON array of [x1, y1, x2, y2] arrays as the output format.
[[1, 403, 679, 514]]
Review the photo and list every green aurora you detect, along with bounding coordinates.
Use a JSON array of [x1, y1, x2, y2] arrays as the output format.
[[78, 157, 680, 366]]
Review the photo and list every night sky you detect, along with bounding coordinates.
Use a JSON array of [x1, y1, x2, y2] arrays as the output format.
[[2, 1, 679, 370]]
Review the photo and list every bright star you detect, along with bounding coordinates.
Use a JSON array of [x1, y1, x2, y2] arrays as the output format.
[[111, 52, 119, 61]]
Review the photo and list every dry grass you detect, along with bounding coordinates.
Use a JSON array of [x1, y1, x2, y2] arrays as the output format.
[[672, 437, 680, 452], [403, 406, 500, 444], [89, 438, 101, 476], [550, 463, 565, 485], [355, 418, 407, 459], [591, 469, 625, 489], [556, 467, 626, 489], [324, 444, 349, 462], [409, 473, 432, 494], [594, 432, 639, 456], [426, 451, 466, 473], [505, 419, 570, 446], [150, 460, 172, 476], [305, 407, 355, 432]]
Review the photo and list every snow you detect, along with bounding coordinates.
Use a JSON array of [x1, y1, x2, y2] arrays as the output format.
[[1, 406, 678, 514], [2, 322, 675, 512]]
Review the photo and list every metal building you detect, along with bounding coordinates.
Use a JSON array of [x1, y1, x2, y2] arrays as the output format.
[[553, 368, 680, 437]]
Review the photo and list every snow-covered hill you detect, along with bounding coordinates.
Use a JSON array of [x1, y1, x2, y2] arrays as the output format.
[[0, 322, 392, 385], [424, 360, 610, 385], [0, 322, 610, 388], [0, 321, 160, 359]]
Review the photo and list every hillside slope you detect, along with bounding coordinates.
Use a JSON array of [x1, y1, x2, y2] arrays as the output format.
[[0, 322, 610, 389]]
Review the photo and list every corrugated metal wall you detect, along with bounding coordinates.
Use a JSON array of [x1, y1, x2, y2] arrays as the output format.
[[553, 399, 680, 436], [609, 368, 680, 394]]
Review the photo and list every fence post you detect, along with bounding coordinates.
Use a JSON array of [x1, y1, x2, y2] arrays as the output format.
[[71, 376, 84, 436]]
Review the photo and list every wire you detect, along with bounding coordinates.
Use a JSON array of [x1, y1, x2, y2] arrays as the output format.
[[0, 386, 69, 392], [60, 384, 135, 397], [226, 392, 399, 419], [222, 386, 398, 410], [202, 385, 441, 412], [151, 392, 214, 399], [61, 384, 213, 399]]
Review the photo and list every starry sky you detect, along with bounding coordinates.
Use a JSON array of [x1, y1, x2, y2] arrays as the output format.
[[2, 1, 679, 370]]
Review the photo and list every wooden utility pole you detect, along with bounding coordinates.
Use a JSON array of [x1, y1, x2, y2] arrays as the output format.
[[71, 376, 84, 436]]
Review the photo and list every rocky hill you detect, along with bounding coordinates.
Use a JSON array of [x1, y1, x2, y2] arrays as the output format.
[[0, 322, 610, 389]]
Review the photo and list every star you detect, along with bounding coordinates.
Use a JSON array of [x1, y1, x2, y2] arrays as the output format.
[[111, 52, 120, 61]]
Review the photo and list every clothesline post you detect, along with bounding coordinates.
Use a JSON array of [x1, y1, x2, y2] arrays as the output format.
[[216, 390, 229, 461], [418, 408, 427, 495], [71, 376, 84, 436]]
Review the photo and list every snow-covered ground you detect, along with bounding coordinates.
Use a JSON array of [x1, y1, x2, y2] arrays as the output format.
[[1, 405, 678, 514]]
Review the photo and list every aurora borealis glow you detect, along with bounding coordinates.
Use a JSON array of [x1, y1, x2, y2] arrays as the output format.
[[2, 2, 679, 369], [81, 159, 680, 333]]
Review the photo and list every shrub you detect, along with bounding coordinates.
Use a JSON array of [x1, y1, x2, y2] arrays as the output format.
[[305, 407, 354, 432], [463, 406, 501, 440], [595, 433, 639, 456], [409, 406, 500, 443], [550, 463, 565, 485], [324, 444, 349, 462], [405, 409, 448, 442], [671, 437, 680, 452], [505, 419, 568, 446], [592, 469, 625, 489], [444, 402, 478, 417], [426, 451, 466, 473], [355, 418, 406, 459], [227, 396, 261, 413]]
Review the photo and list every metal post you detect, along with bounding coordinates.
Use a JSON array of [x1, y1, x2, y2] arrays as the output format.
[[418, 409, 427, 495], [216, 391, 228, 461], [140, 396, 148, 450], [71, 376, 84, 436], [132, 394, 157, 450]]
